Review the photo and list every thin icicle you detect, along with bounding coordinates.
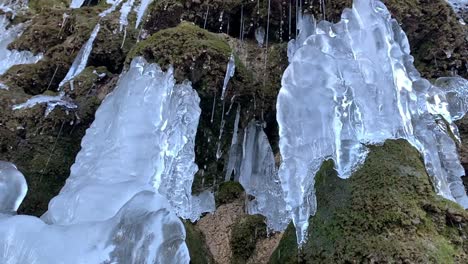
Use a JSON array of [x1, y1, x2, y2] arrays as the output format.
[[119, 0, 135, 31], [221, 54, 236, 100], [216, 101, 226, 160], [70, 0, 85, 9], [224, 105, 242, 181], [12, 92, 77, 117], [59, 23, 101, 89], [135, 0, 153, 28], [210, 91, 217, 123], [203, 5, 209, 29]]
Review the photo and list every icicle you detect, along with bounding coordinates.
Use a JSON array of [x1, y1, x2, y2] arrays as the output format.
[[225, 95, 238, 116], [224, 105, 241, 181], [288, 0, 292, 39], [119, 0, 135, 31], [216, 101, 226, 160], [203, 5, 209, 29], [0, 82, 9, 90], [255, 26, 265, 47], [210, 91, 217, 123], [58, 23, 100, 89], [12, 92, 77, 117], [135, 0, 154, 28], [221, 54, 236, 100], [240, 5, 244, 41], [70, 0, 85, 9], [238, 120, 290, 231]]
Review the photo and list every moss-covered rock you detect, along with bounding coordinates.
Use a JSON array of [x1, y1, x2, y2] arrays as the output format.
[[270, 140, 468, 263], [2, 3, 137, 95], [0, 66, 114, 216], [230, 214, 268, 263], [216, 181, 244, 206], [184, 220, 215, 264]]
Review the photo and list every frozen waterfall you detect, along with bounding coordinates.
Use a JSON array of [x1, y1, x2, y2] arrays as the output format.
[[277, 0, 468, 244]]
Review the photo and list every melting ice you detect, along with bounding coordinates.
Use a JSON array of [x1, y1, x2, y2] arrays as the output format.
[[0, 57, 216, 263], [277, 0, 468, 244]]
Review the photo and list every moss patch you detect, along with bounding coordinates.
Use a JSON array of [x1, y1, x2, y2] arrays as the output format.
[[216, 181, 244, 206], [184, 220, 215, 264], [270, 140, 468, 263], [230, 214, 268, 263]]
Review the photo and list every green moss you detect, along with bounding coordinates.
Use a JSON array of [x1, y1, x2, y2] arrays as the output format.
[[271, 140, 468, 263], [184, 221, 215, 264], [216, 181, 244, 206], [230, 214, 267, 263]]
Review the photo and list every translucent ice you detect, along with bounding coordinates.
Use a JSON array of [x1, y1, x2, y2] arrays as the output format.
[[119, 0, 135, 31], [277, 0, 468, 244], [255, 26, 265, 47], [0, 161, 27, 214], [58, 23, 100, 89], [224, 105, 242, 181], [12, 92, 77, 116], [434, 77, 468, 121], [135, 0, 154, 28], [239, 121, 290, 231], [0, 191, 189, 264], [70, 0, 85, 9], [221, 53, 236, 100], [0, 15, 43, 75]]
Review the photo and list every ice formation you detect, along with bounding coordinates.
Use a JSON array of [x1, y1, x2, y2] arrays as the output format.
[[70, 0, 85, 9], [135, 0, 154, 28], [100, 0, 153, 29], [0, 161, 27, 214], [12, 92, 77, 117], [255, 26, 265, 47], [277, 0, 468, 244], [238, 121, 289, 231], [225, 105, 242, 181], [0, 15, 43, 75], [45, 57, 212, 225], [221, 53, 236, 100], [0, 57, 217, 263], [58, 23, 100, 89]]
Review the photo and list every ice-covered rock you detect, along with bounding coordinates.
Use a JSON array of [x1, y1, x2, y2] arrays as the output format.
[[0, 15, 43, 75], [277, 0, 468, 244], [0, 161, 27, 214], [239, 121, 290, 231]]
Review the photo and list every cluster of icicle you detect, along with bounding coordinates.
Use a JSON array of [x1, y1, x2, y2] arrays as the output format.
[[72, 0, 153, 29], [276, 0, 468, 244], [0, 57, 215, 263]]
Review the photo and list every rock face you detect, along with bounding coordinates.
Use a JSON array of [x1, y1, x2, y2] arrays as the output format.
[[0, 0, 466, 262]]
